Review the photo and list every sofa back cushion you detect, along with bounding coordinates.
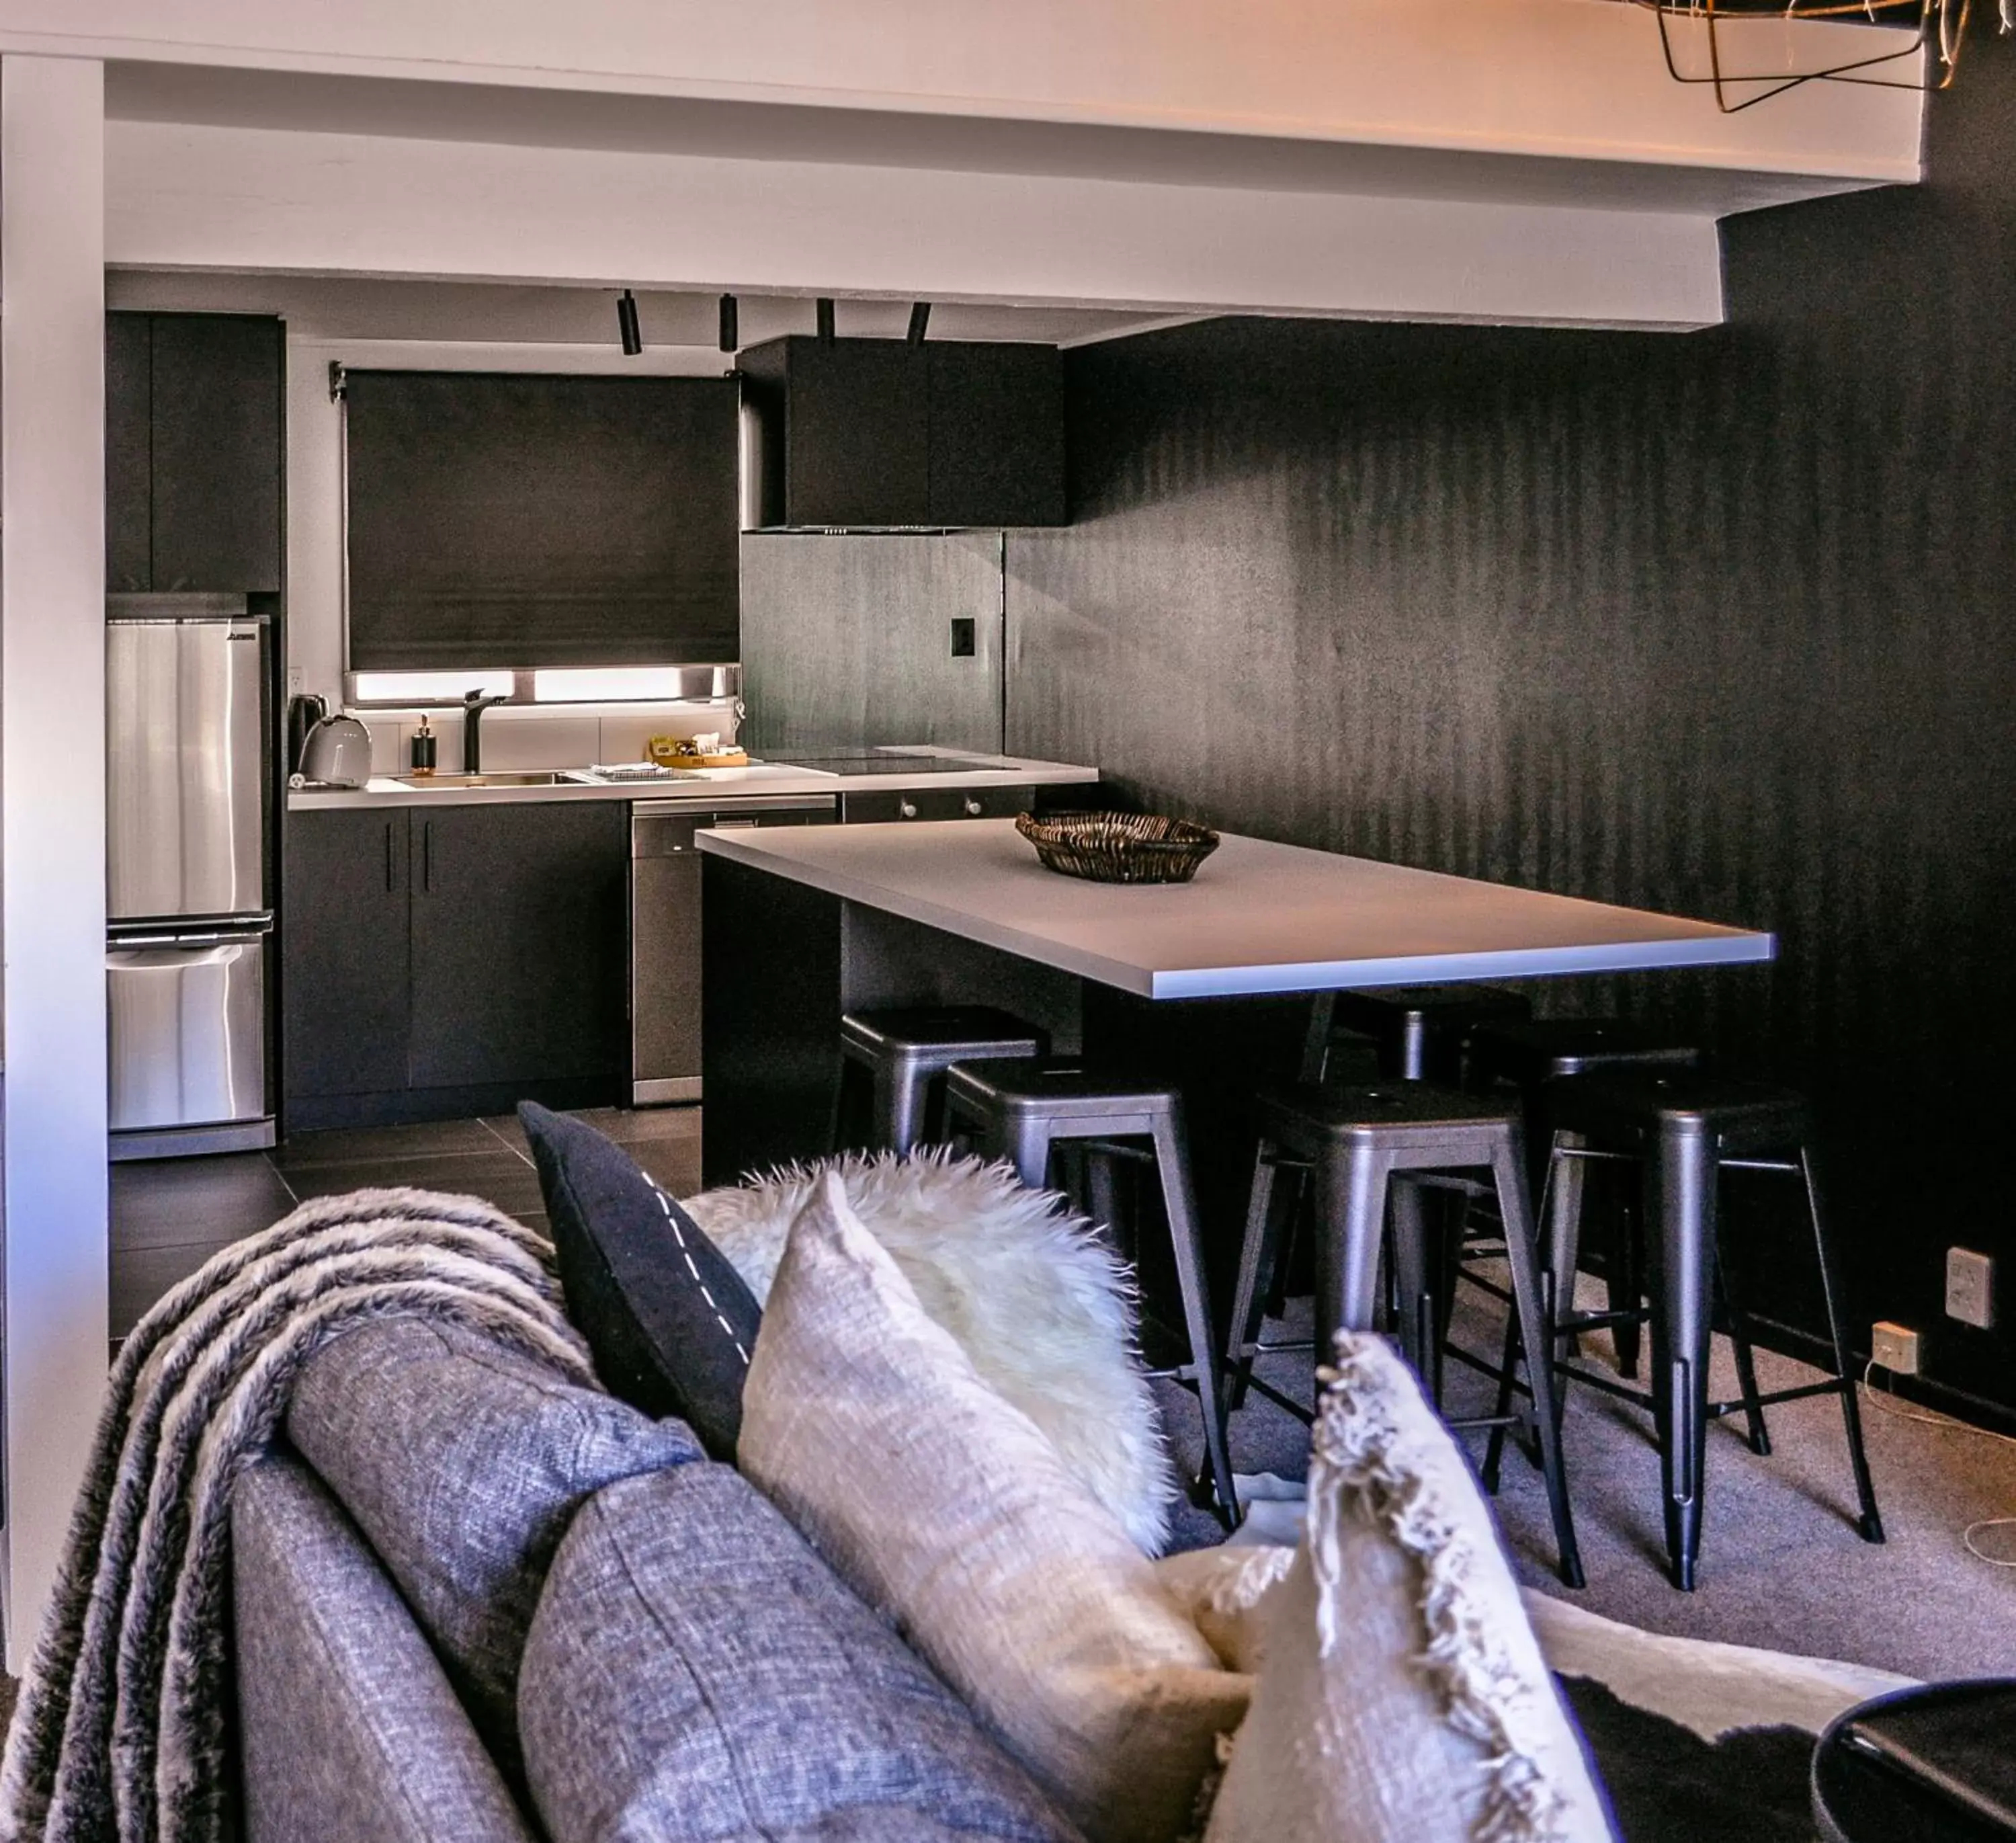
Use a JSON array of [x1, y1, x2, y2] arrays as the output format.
[[286, 1316, 702, 1768], [520, 1101, 761, 1459], [738, 1172, 1246, 1843], [519, 1461, 1082, 1843], [235, 1452, 540, 1843]]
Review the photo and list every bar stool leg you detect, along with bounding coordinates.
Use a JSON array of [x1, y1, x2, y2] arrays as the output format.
[[877, 1060, 929, 1157], [1648, 1127, 1716, 1592], [1483, 1134, 1567, 1495], [1388, 1175, 1438, 1403], [1151, 1109, 1237, 1528], [1316, 1143, 1396, 1352], [1716, 1262, 1773, 1457], [984, 1114, 1054, 1195], [1489, 1132, 1585, 1589], [1802, 1149, 1886, 1545], [1226, 1140, 1292, 1412], [1606, 1182, 1644, 1378]]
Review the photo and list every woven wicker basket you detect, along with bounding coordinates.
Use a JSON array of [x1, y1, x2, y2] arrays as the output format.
[[1014, 811, 1220, 885]]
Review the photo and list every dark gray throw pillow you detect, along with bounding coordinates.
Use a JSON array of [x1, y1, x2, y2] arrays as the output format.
[[519, 1102, 762, 1459], [518, 1462, 1084, 1843], [287, 1316, 702, 1774]]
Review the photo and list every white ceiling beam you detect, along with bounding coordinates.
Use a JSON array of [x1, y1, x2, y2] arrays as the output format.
[[108, 120, 1726, 331]]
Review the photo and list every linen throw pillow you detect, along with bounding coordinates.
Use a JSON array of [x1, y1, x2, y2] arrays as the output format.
[[520, 1102, 761, 1459], [685, 1149, 1173, 1553], [518, 1461, 1081, 1843], [739, 1170, 1248, 1843], [1204, 1333, 1615, 1843]]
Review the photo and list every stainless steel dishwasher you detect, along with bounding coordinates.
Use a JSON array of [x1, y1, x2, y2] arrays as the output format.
[[630, 794, 837, 1104]]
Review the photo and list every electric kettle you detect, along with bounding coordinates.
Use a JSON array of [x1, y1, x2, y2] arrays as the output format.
[[298, 712, 373, 788]]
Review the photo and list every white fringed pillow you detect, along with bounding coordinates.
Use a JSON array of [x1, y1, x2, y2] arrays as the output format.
[[685, 1149, 1172, 1552], [1204, 1334, 1616, 1843], [738, 1171, 1249, 1843]]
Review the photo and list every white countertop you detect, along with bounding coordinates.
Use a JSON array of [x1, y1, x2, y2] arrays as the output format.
[[287, 749, 1098, 811], [695, 819, 1775, 999]]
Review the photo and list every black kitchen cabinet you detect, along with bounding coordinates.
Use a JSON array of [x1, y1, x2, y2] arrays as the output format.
[[409, 801, 628, 1090], [837, 783, 1081, 824], [106, 312, 284, 593], [284, 809, 413, 1102], [927, 343, 1067, 528], [740, 336, 1064, 530], [105, 315, 153, 593], [284, 801, 626, 1127]]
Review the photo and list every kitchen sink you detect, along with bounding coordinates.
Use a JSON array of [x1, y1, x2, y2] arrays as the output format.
[[390, 771, 585, 788]]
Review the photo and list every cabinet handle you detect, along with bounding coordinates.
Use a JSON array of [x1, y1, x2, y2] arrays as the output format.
[[384, 823, 396, 892], [963, 797, 983, 817], [421, 820, 433, 893], [898, 799, 919, 820]]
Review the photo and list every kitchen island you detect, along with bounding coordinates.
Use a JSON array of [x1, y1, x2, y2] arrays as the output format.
[[694, 818, 1771, 1185]]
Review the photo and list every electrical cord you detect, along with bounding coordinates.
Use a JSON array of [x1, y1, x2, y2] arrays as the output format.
[[1862, 1361, 2016, 1568]]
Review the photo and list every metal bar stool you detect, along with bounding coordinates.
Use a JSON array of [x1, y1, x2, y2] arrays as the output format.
[[1255, 985, 1538, 1325], [1225, 1081, 1585, 1588], [941, 1057, 1237, 1526], [835, 1007, 1048, 1155], [1488, 1067, 1884, 1591], [1464, 1017, 1703, 1379], [1314, 984, 1535, 1084]]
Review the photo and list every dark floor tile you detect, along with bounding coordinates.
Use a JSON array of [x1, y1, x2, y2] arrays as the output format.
[[111, 1153, 298, 1251], [272, 1118, 501, 1170], [485, 1105, 700, 1155], [280, 1151, 546, 1217], [631, 1143, 704, 1198], [111, 1239, 247, 1337]]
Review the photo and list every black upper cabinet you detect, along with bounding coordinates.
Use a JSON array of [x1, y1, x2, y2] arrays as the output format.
[[741, 335, 1065, 530], [105, 315, 153, 593], [106, 312, 284, 594], [927, 342, 1067, 529]]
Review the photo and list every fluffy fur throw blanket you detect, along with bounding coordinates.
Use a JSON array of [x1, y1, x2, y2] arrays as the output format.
[[0, 1188, 590, 1843]]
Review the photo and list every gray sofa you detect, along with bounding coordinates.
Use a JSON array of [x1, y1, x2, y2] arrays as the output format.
[[232, 1314, 1080, 1843]]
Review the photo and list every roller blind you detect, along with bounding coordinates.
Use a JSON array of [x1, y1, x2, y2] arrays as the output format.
[[343, 370, 740, 669]]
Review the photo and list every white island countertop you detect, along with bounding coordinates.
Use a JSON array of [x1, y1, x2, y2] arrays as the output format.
[[696, 819, 1774, 999]]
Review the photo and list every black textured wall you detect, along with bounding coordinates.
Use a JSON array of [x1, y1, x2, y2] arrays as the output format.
[[1006, 37, 2016, 1418]]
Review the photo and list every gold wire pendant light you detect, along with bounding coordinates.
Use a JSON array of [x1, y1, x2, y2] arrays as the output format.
[[1630, 0, 2007, 110]]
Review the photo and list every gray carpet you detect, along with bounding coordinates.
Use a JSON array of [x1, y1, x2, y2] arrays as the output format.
[[1157, 1279, 2016, 1682]]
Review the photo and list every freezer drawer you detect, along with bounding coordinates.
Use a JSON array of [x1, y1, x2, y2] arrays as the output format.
[[108, 612, 268, 923], [108, 932, 267, 1133]]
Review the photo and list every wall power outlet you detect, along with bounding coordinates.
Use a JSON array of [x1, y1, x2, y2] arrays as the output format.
[[1946, 1247, 1995, 1330], [1872, 1321, 1921, 1375]]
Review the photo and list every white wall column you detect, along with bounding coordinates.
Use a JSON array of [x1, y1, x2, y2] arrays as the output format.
[[1, 52, 108, 1674]]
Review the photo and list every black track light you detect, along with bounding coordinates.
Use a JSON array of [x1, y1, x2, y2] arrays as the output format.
[[616, 289, 642, 356], [815, 297, 836, 343], [718, 293, 739, 354], [907, 302, 932, 345]]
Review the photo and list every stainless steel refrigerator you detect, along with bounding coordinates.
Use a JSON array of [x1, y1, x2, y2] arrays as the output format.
[[107, 596, 274, 1158]]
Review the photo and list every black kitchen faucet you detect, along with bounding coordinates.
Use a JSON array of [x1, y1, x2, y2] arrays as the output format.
[[462, 688, 509, 772]]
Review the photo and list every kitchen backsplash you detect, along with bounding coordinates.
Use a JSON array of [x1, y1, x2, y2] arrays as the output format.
[[358, 700, 742, 776]]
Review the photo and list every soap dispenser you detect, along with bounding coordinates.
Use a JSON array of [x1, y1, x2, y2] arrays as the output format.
[[409, 714, 437, 776]]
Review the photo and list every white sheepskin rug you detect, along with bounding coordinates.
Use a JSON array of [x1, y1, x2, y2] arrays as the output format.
[[682, 1148, 1175, 1554]]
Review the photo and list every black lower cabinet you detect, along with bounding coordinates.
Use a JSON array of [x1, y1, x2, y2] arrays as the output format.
[[284, 801, 627, 1131], [409, 801, 627, 1089], [284, 809, 413, 1105]]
